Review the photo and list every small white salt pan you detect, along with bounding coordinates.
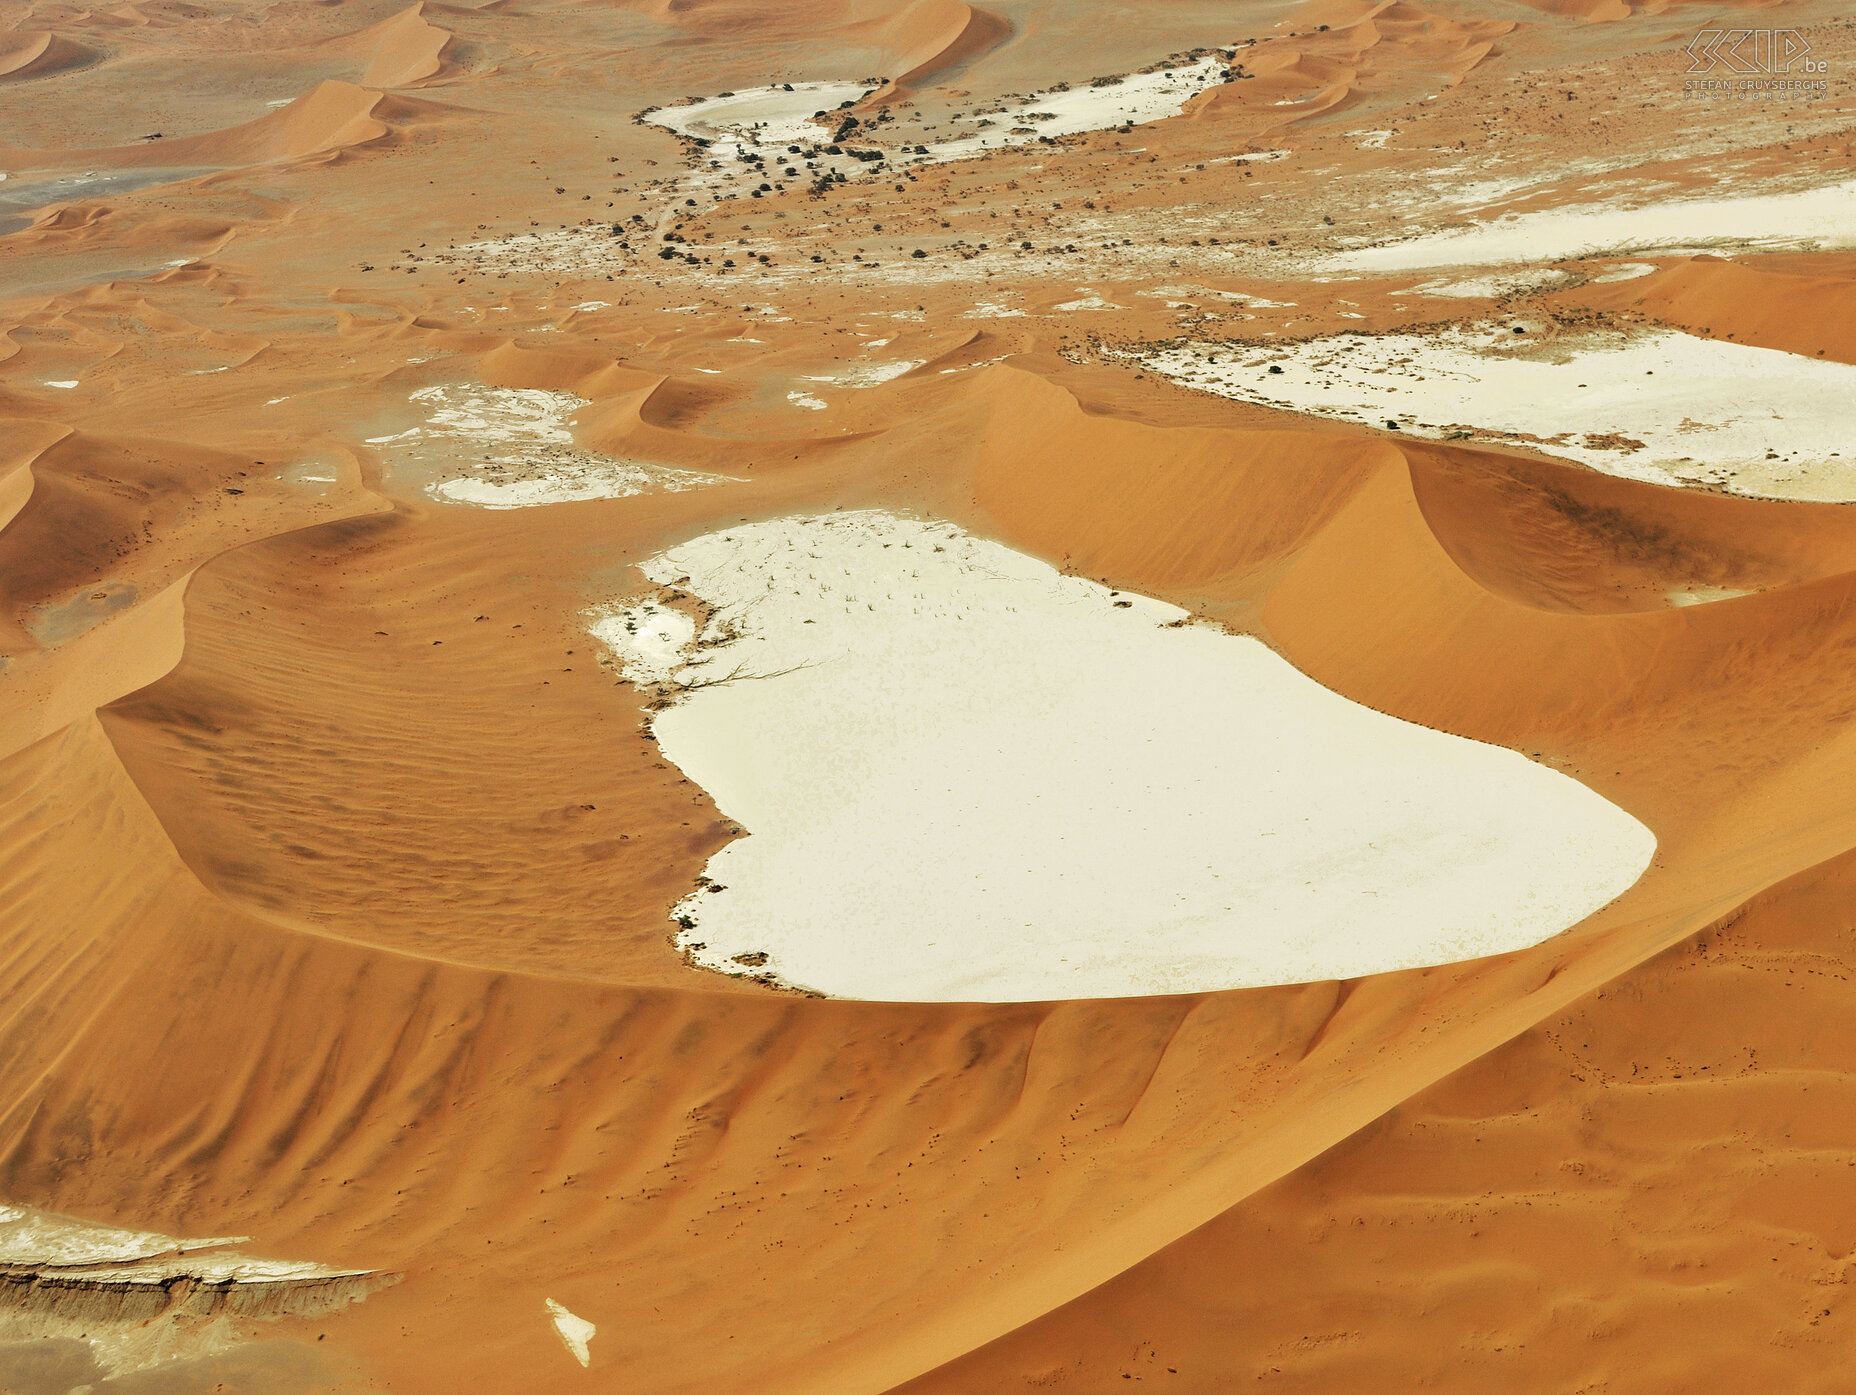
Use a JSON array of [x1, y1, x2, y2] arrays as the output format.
[[44, 380, 78, 389], [1668, 585, 1754, 607], [0, 1204, 376, 1383], [0, 1207, 245, 1267], [0, 1203, 369, 1284], [930, 57, 1228, 159], [798, 359, 924, 391], [830, 359, 922, 387], [373, 385, 720, 508], [591, 512, 1654, 1002], [546, 1299, 595, 1368], [645, 81, 871, 199], [648, 81, 871, 147], [409, 384, 573, 441], [644, 57, 1226, 209], [432, 468, 715, 509], [1321, 178, 1856, 272], [1409, 269, 1574, 298], [1590, 262, 1656, 283], [1137, 327, 1856, 498]]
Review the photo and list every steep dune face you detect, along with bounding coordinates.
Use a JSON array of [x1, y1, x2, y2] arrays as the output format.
[[898, 843, 1856, 1394], [0, 712, 1688, 1395], [1404, 441, 1856, 613], [5, 0, 1855, 1388], [0, 420, 62, 536], [0, 31, 97, 81], [862, 0, 1013, 95], [1574, 255, 1856, 364], [1193, 0, 1511, 125], [0, 431, 262, 648], [98, 505, 743, 982], [122, 80, 395, 166], [1262, 457, 1856, 847], [0, 80, 402, 174], [351, 5, 456, 90], [962, 365, 1390, 599]]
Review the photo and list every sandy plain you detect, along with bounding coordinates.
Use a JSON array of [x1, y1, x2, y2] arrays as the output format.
[[3, 0, 1856, 1390]]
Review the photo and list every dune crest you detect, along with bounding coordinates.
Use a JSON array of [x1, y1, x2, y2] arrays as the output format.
[[0, 30, 96, 81], [349, 4, 457, 90], [853, 0, 1013, 96]]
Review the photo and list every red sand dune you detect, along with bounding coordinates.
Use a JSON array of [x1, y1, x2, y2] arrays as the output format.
[[2, 0, 1854, 1389]]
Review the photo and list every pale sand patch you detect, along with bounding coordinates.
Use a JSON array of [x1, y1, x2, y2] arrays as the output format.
[[432, 469, 709, 509], [646, 81, 871, 148], [830, 358, 922, 387], [1408, 269, 1575, 298], [371, 385, 720, 508], [1318, 179, 1856, 272], [644, 80, 873, 202], [1136, 327, 1856, 498], [1590, 261, 1657, 283], [545, 1299, 595, 1368], [589, 512, 1655, 1002], [637, 56, 1229, 215], [0, 1204, 246, 1267], [927, 56, 1229, 160], [797, 358, 925, 391], [1668, 585, 1755, 607], [588, 600, 696, 687], [0, 1204, 381, 1379]]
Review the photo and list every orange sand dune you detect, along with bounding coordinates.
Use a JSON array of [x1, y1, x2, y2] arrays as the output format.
[[4, 0, 1856, 1389], [0, 30, 97, 81], [11, 356, 1856, 1391], [336, 4, 457, 90], [0, 80, 396, 172], [1406, 440, 1856, 613], [1572, 254, 1856, 364], [0, 419, 64, 535], [859, 0, 1013, 96], [1195, 0, 1511, 126], [962, 363, 1391, 597], [900, 841, 1856, 1393]]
